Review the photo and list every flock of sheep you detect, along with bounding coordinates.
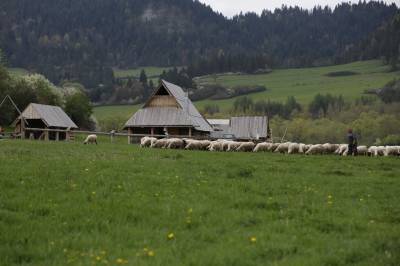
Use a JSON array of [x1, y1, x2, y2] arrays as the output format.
[[140, 136, 400, 157]]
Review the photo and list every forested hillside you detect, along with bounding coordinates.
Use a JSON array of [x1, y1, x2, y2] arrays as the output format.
[[0, 0, 398, 89]]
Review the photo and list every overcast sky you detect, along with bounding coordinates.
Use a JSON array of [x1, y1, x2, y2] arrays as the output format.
[[198, 0, 399, 17]]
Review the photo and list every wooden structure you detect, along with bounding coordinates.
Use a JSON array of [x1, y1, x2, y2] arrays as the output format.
[[230, 116, 269, 141], [208, 116, 269, 141], [12, 103, 78, 141], [124, 80, 213, 143]]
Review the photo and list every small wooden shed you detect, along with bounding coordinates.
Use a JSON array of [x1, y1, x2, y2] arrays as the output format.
[[124, 80, 213, 142], [13, 103, 78, 140]]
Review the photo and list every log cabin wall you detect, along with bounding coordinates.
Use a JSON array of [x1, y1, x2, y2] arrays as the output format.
[[146, 96, 179, 108]]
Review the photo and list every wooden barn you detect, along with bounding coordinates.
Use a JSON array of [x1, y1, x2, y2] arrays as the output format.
[[124, 80, 213, 142], [12, 103, 78, 140]]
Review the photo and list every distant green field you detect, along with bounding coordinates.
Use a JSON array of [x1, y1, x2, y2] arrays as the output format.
[[95, 60, 399, 120], [93, 104, 141, 121], [1, 140, 399, 265], [7, 67, 29, 76], [113, 66, 171, 79], [195, 60, 400, 112]]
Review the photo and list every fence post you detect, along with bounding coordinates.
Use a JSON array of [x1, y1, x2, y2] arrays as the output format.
[[110, 130, 115, 143], [127, 128, 132, 144], [45, 130, 49, 141]]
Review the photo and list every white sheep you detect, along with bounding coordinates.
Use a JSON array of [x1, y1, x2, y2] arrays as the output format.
[[305, 144, 324, 155], [151, 138, 169, 148], [367, 146, 377, 156], [185, 139, 202, 150], [84, 134, 97, 145], [140, 137, 157, 148], [208, 140, 223, 152], [288, 143, 300, 154], [167, 138, 185, 149], [274, 142, 291, 153], [322, 143, 339, 154], [384, 146, 399, 157], [335, 144, 348, 155], [357, 146, 368, 156], [236, 142, 255, 152], [298, 143, 308, 154], [374, 146, 386, 157], [227, 141, 242, 152], [200, 140, 211, 150], [253, 142, 272, 152]]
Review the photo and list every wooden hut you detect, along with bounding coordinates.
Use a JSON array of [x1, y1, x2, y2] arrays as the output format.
[[230, 116, 269, 141], [12, 103, 78, 140], [124, 80, 212, 142]]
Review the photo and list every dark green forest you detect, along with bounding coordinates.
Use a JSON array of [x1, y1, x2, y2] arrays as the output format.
[[0, 0, 398, 90]]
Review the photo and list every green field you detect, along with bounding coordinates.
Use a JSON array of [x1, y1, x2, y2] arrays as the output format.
[[93, 105, 141, 121], [1, 140, 399, 265], [95, 60, 400, 120], [7, 67, 30, 76], [113, 67, 171, 79]]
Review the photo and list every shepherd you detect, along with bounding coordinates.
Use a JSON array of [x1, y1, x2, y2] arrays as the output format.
[[347, 129, 358, 156]]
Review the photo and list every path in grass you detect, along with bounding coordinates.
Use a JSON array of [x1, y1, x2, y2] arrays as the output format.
[[0, 140, 399, 265]]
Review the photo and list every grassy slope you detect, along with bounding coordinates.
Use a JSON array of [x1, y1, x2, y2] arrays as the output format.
[[1, 140, 399, 265], [94, 60, 400, 121], [7, 68, 29, 76], [195, 60, 399, 111]]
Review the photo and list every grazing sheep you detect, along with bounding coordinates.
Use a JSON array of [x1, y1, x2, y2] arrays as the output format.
[[227, 141, 242, 152], [208, 141, 223, 152], [367, 146, 377, 156], [357, 146, 368, 156], [274, 142, 291, 153], [167, 138, 185, 149], [84, 134, 97, 145], [270, 143, 280, 151], [151, 138, 169, 149], [288, 143, 300, 154], [298, 143, 308, 154], [335, 144, 348, 155], [322, 143, 339, 154], [305, 144, 324, 155], [185, 139, 201, 150], [236, 142, 255, 152], [253, 142, 272, 152], [222, 140, 235, 151], [140, 137, 157, 148], [374, 146, 386, 157], [200, 140, 211, 150], [384, 146, 399, 157]]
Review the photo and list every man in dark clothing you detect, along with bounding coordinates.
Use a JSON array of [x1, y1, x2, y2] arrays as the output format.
[[347, 129, 358, 156]]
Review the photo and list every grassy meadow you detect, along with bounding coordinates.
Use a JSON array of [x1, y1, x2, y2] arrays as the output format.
[[1, 140, 399, 265], [94, 60, 400, 121], [113, 67, 171, 79]]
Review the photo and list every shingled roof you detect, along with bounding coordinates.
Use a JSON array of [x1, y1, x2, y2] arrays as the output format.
[[125, 80, 213, 132], [13, 103, 78, 129]]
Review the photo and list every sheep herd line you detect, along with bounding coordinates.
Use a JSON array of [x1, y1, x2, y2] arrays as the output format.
[[140, 137, 400, 157]]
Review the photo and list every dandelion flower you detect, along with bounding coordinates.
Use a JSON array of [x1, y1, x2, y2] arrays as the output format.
[[328, 195, 333, 199], [250, 236, 257, 243], [116, 258, 128, 264], [96, 256, 101, 261], [148, 250, 155, 257], [92, 191, 96, 195], [167, 232, 175, 240]]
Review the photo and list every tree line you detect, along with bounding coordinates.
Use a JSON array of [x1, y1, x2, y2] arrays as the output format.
[[0, 0, 398, 89]]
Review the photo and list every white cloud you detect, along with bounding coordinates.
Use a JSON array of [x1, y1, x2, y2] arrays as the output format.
[[198, 0, 399, 17]]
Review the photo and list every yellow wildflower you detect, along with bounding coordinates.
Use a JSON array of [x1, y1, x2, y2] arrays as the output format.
[[147, 250, 155, 257], [167, 232, 175, 240], [250, 236, 257, 243]]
